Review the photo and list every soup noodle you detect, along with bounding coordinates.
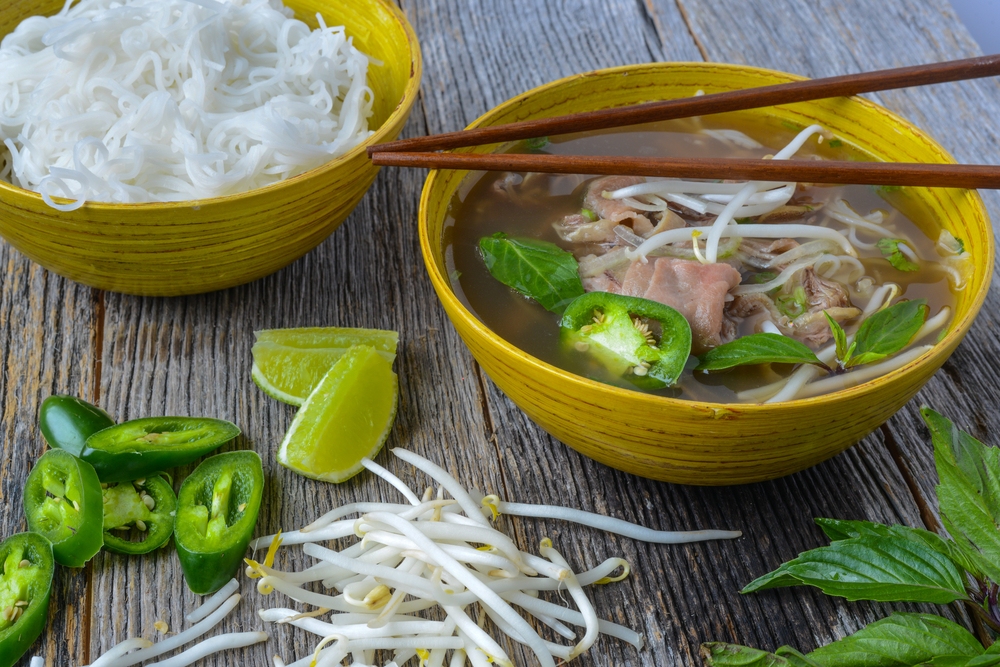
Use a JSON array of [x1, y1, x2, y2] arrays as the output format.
[[444, 118, 968, 403]]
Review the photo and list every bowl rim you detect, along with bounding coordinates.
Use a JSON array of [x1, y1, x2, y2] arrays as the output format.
[[0, 0, 423, 211], [419, 60, 995, 412]]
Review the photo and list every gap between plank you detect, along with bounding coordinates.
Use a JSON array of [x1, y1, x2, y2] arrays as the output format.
[[672, 0, 709, 62], [83, 287, 105, 664]]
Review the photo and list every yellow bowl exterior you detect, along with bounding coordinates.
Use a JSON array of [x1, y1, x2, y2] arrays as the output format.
[[419, 63, 994, 485], [0, 0, 421, 296]]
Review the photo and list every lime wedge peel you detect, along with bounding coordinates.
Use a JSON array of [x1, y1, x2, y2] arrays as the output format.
[[277, 345, 398, 483], [251, 327, 398, 407]]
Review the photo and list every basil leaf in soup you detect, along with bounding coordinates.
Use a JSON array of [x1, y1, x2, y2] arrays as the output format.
[[845, 298, 927, 368], [695, 333, 825, 372], [479, 233, 584, 315]]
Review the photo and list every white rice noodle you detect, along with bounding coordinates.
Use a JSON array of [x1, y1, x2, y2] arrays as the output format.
[[814, 254, 866, 281], [795, 346, 933, 398], [731, 257, 827, 296], [0, 0, 376, 207], [630, 223, 855, 263]]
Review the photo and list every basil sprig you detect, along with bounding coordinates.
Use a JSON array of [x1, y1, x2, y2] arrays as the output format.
[[702, 408, 1000, 666], [478, 233, 584, 315], [695, 298, 928, 372]]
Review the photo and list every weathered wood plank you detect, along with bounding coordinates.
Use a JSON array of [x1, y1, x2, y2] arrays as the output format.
[[0, 243, 97, 665]]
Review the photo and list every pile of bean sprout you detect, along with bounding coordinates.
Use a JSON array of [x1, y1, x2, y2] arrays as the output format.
[[0, 0, 375, 209], [247, 449, 741, 667]]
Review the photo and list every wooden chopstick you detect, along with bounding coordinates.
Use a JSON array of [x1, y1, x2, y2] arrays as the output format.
[[367, 55, 1000, 156], [369, 152, 1000, 189]]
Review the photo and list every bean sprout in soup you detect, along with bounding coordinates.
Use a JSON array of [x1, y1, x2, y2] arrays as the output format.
[[444, 117, 968, 403]]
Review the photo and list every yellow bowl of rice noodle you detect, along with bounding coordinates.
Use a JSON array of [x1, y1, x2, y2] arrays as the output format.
[[0, 0, 420, 295], [418, 63, 993, 485]]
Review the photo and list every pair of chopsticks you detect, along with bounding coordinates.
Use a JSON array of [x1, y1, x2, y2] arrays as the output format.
[[367, 55, 1000, 189]]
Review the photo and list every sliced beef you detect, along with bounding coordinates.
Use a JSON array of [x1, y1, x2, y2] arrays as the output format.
[[554, 214, 619, 243], [726, 267, 861, 346], [615, 258, 742, 353], [582, 175, 654, 235]]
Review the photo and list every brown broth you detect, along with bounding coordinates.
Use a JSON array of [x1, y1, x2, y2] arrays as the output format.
[[443, 117, 958, 402]]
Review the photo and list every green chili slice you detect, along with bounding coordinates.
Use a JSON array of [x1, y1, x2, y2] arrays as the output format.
[[39, 395, 115, 458], [102, 475, 177, 555], [175, 451, 263, 594], [0, 532, 54, 667], [560, 292, 692, 388], [81, 416, 240, 482], [23, 450, 104, 568]]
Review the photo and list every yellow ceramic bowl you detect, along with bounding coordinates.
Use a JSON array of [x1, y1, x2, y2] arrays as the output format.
[[0, 0, 420, 296], [419, 63, 994, 485]]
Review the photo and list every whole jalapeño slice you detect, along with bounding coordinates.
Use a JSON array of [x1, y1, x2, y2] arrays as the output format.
[[560, 292, 692, 389], [175, 451, 263, 595], [81, 417, 240, 482], [0, 532, 54, 667], [23, 449, 104, 567]]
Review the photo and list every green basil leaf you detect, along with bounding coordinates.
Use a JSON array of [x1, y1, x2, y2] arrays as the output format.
[[815, 518, 979, 577], [701, 644, 819, 667], [823, 312, 850, 364], [925, 656, 1000, 667], [845, 299, 927, 369], [696, 333, 824, 372], [923, 407, 1000, 583], [703, 615, 983, 667], [807, 613, 983, 667], [479, 233, 584, 315], [877, 238, 920, 272], [741, 534, 967, 603]]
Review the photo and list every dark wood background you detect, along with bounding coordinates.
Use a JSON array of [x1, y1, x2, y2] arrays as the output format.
[[1, 0, 998, 665]]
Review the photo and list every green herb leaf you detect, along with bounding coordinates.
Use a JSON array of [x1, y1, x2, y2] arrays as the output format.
[[828, 139, 843, 148], [700, 644, 819, 667], [814, 517, 980, 576], [580, 208, 596, 221], [776, 286, 808, 318], [749, 272, 778, 285], [844, 299, 927, 369], [524, 136, 549, 151], [740, 534, 968, 603], [807, 613, 983, 667], [695, 333, 824, 372], [956, 237, 966, 254], [823, 312, 850, 365], [781, 121, 801, 132], [924, 407, 1000, 583], [870, 184, 903, 194], [479, 233, 584, 315], [877, 238, 920, 272], [735, 217, 753, 224], [702, 615, 983, 667]]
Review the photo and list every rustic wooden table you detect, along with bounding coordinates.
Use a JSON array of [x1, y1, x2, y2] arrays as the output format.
[[2, 0, 999, 665]]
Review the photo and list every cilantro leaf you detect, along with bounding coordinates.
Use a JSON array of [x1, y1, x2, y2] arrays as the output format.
[[479, 233, 584, 315], [876, 238, 919, 272]]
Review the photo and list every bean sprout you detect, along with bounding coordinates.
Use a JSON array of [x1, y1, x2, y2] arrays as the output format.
[[256, 448, 738, 665]]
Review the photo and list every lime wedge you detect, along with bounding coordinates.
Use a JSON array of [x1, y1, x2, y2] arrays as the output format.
[[255, 327, 398, 350], [251, 328, 397, 406], [277, 345, 398, 483]]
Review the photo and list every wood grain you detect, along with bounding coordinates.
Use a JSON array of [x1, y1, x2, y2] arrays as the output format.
[[0, 0, 998, 666]]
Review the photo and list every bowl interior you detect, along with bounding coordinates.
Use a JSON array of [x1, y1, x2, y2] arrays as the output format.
[[420, 62, 993, 411]]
